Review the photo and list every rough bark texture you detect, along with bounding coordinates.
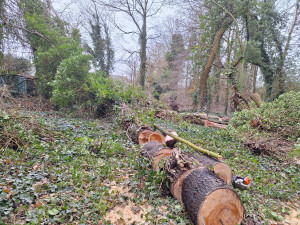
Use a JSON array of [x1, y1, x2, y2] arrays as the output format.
[[199, 17, 234, 109], [141, 141, 172, 169], [141, 141, 165, 159], [188, 153, 232, 185], [250, 93, 262, 108], [127, 124, 149, 144], [182, 168, 244, 225]]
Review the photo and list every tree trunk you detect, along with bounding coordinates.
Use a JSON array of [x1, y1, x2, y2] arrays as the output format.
[[139, 21, 147, 88], [149, 132, 166, 145], [188, 153, 232, 185], [182, 168, 244, 225], [250, 93, 262, 108], [141, 141, 173, 169], [127, 124, 150, 144], [198, 18, 233, 109], [138, 130, 153, 145], [165, 130, 178, 148]]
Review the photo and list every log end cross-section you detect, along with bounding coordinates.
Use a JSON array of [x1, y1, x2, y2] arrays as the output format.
[[149, 132, 166, 145], [139, 130, 153, 145], [182, 168, 244, 225]]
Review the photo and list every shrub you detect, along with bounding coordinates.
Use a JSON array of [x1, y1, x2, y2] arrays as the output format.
[[51, 54, 92, 108], [228, 91, 300, 141], [51, 57, 146, 117]]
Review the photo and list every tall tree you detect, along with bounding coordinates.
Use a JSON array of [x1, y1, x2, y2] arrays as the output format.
[[245, 0, 300, 100], [196, 0, 249, 109], [85, 13, 114, 76], [101, 0, 165, 89], [0, 0, 5, 66], [18, 0, 83, 98], [166, 33, 186, 89]]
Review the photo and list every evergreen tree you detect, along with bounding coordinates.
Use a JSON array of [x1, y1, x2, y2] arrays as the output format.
[[85, 14, 114, 77]]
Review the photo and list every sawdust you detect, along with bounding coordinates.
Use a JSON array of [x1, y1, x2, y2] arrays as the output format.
[[105, 201, 153, 225], [283, 208, 300, 225]]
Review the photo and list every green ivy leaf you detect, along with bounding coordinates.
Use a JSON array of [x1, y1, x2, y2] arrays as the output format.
[[48, 208, 59, 215]]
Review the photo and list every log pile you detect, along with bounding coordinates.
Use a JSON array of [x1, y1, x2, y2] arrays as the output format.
[[128, 125, 245, 225], [181, 113, 229, 129]]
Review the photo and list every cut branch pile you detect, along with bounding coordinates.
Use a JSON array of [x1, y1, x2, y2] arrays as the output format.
[[127, 124, 245, 225], [0, 109, 59, 150]]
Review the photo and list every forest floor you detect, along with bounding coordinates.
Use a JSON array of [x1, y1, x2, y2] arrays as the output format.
[[0, 107, 299, 225]]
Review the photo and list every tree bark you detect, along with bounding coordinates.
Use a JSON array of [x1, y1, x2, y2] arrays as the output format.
[[188, 153, 232, 185], [198, 18, 233, 109], [182, 168, 244, 225], [139, 20, 147, 88]]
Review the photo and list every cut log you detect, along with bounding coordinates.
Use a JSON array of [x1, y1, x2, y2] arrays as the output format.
[[127, 125, 150, 144], [171, 169, 195, 201], [149, 132, 166, 145], [165, 130, 178, 147], [138, 130, 153, 145], [188, 153, 232, 185], [204, 120, 227, 129], [182, 168, 244, 225], [153, 148, 173, 169], [250, 93, 262, 108], [141, 141, 172, 169]]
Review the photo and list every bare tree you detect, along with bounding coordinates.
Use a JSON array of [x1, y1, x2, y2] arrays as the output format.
[[99, 0, 165, 89]]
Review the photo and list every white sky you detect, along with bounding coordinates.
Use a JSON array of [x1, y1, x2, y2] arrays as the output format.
[[52, 0, 178, 76]]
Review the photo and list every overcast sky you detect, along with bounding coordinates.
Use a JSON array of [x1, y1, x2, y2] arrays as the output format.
[[52, 0, 179, 76]]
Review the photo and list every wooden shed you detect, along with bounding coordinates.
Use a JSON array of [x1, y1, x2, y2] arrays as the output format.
[[0, 74, 36, 95]]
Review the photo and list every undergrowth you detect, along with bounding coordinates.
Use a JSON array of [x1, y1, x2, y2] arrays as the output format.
[[228, 91, 300, 142], [1, 103, 299, 224], [0, 108, 189, 224]]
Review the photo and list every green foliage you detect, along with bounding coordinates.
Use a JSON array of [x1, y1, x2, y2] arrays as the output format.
[[21, 0, 83, 98], [0, 109, 189, 224], [51, 54, 92, 108], [51, 58, 145, 117], [88, 73, 145, 116], [228, 91, 300, 141], [35, 42, 83, 97], [85, 14, 114, 76]]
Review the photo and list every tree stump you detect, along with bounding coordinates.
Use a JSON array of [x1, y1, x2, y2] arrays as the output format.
[[189, 153, 232, 185], [182, 168, 244, 225]]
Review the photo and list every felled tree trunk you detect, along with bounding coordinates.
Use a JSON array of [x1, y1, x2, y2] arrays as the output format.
[[182, 168, 244, 225], [188, 153, 232, 185], [134, 126, 244, 225], [204, 120, 228, 129], [141, 141, 172, 169], [127, 124, 150, 144], [138, 130, 153, 145]]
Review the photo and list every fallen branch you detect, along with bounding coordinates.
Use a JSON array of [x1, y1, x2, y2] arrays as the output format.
[[154, 124, 223, 160]]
